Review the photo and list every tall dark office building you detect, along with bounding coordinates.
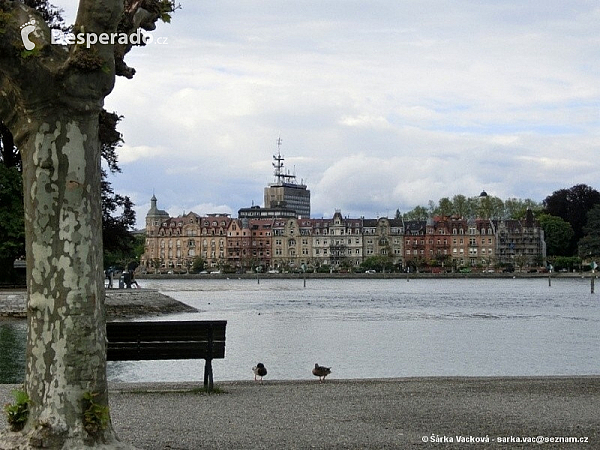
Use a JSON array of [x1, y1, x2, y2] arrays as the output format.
[[263, 138, 311, 218]]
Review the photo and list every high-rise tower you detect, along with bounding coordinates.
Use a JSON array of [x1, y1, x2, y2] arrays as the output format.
[[263, 138, 311, 218]]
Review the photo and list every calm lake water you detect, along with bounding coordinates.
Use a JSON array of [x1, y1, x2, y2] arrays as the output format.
[[1, 278, 599, 383]]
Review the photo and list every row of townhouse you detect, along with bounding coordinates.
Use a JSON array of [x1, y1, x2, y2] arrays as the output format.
[[403, 211, 546, 271], [141, 197, 546, 272]]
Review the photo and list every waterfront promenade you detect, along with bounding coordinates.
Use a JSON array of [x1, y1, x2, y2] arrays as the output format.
[[0, 288, 196, 318], [1, 377, 598, 449]]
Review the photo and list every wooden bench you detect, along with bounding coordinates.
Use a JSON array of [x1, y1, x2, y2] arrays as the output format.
[[106, 320, 227, 391]]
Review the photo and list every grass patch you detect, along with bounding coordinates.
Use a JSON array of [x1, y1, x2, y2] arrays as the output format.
[[122, 385, 227, 396]]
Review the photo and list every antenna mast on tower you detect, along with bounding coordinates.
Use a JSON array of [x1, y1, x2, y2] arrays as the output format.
[[272, 136, 296, 185]]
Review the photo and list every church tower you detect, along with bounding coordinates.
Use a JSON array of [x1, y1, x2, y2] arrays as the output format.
[[141, 195, 170, 270], [145, 194, 170, 235]]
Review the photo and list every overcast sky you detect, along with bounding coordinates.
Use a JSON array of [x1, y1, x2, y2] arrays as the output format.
[[60, 1, 600, 226]]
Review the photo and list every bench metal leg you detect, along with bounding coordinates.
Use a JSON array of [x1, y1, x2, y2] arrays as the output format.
[[204, 359, 213, 391]]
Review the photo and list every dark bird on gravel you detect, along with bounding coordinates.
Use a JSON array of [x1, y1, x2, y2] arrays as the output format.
[[252, 363, 267, 382], [312, 363, 331, 382]]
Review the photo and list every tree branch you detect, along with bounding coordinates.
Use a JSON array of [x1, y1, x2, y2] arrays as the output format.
[[114, 0, 178, 78]]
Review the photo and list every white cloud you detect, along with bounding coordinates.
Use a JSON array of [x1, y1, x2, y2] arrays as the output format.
[[339, 115, 392, 129], [52, 1, 600, 226], [117, 144, 167, 165], [167, 203, 233, 218]]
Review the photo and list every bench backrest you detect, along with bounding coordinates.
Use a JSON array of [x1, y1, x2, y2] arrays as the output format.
[[106, 320, 226, 361]]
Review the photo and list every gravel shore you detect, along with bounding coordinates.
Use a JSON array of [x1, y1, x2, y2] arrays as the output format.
[[2, 377, 598, 449]]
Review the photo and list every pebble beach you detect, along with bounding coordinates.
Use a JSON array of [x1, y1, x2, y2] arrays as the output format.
[[1, 377, 599, 449]]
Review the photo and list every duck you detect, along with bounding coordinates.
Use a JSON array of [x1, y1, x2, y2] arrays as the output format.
[[252, 363, 267, 382], [312, 363, 331, 382]]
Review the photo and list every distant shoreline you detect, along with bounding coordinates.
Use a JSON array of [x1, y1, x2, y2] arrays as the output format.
[[2, 271, 590, 291], [137, 271, 591, 280]]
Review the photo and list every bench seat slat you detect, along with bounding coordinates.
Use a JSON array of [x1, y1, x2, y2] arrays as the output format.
[[107, 342, 226, 360], [107, 328, 226, 341]]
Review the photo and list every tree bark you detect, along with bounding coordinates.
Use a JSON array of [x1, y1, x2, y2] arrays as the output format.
[[0, 1, 137, 448], [2, 112, 133, 450]]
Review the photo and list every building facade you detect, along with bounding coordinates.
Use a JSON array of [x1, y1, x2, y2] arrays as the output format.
[[494, 209, 546, 269], [363, 217, 404, 266], [141, 198, 546, 273], [311, 211, 364, 270], [142, 203, 232, 272], [226, 218, 274, 271]]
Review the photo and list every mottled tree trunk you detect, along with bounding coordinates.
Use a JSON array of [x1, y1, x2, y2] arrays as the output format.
[[0, 1, 136, 448], [1, 114, 135, 450], [24, 113, 114, 448]]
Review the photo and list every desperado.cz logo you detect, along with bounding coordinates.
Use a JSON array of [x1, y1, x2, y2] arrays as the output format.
[[50, 28, 162, 48], [19, 20, 167, 50], [20, 19, 37, 50]]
